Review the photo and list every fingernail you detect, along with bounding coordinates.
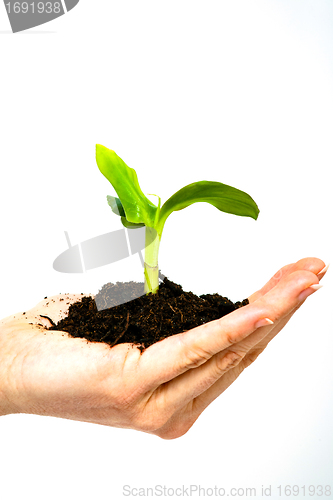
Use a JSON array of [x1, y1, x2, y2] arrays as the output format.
[[309, 284, 324, 291], [254, 318, 274, 328], [317, 263, 330, 276], [298, 284, 323, 302]]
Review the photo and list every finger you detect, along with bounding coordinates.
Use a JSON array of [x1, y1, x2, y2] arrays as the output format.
[[248, 257, 326, 303], [317, 262, 329, 280], [151, 262, 327, 438], [164, 336, 280, 439], [146, 294, 297, 419], [146, 318, 278, 417], [155, 269, 327, 439], [140, 269, 320, 391], [155, 357, 251, 439], [250, 259, 328, 349], [152, 323, 294, 439], [150, 361, 247, 439], [253, 267, 326, 351], [241, 265, 325, 359]]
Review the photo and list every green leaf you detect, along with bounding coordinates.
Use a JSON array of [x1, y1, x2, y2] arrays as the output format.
[[120, 217, 145, 229], [107, 195, 144, 228], [107, 196, 126, 217], [96, 145, 157, 227], [156, 180, 259, 234]]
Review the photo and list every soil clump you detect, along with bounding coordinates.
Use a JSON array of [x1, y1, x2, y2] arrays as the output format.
[[49, 277, 249, 352]]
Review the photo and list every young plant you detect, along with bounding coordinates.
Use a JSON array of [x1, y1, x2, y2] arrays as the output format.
[[96, 144, 259, 294]]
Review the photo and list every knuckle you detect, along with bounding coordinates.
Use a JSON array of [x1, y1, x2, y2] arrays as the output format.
[[273, 268, 284, 281], [182, 344, 213, 370], [214, 350, 243, 373], [215, 320, 238, 346]]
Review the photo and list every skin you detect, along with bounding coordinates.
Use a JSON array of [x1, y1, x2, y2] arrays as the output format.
[[0, 257, 327, 439]]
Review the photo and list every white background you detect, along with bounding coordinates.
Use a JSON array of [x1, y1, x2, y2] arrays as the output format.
[[0, 1, 332, 499]]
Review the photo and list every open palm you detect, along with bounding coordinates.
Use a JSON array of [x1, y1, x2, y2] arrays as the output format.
[[0, 257, 326, 439]]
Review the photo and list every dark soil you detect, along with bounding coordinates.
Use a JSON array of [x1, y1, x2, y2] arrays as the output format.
[[49, 276, 249, 352]]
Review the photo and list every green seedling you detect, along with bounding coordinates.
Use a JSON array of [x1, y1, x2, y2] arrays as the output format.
[[96, 144, 259, 295]]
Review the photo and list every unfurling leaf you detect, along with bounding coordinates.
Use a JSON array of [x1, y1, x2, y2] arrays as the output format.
[[96, 145, 157, 227]]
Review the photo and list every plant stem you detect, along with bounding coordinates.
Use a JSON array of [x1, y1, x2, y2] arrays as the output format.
[[144, 226, 161, 294]]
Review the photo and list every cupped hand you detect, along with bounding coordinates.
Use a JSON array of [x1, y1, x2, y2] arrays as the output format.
[[0, 258, 327, 439]]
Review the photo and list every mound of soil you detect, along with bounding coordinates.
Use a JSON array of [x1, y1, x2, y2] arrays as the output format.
[[49, 276, 248, 352]]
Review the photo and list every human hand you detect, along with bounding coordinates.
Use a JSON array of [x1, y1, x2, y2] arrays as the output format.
[[0, 257, 327, 439]]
